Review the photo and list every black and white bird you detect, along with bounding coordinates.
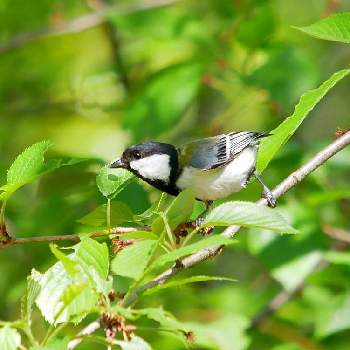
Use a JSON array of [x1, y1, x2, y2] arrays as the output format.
[[110, 131, 276, 223]]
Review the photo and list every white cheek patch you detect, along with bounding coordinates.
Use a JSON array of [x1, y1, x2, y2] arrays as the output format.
[[130, 154, 171, 183]]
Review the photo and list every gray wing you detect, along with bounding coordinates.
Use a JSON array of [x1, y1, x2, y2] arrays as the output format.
[[181, 131, 269, 170]]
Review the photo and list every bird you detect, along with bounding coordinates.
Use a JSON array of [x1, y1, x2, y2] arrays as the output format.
[[110, 131, 276, 225]]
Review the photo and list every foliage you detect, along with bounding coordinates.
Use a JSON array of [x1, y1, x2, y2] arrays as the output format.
[[1, 1, 350, 349]]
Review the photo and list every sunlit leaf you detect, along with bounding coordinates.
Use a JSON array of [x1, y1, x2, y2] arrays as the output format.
[[97, 167, 134, 199], [151, 235, 235, 270], [113, 336, 152, 350], [295, 13, 350, 43], [257, 69, 350, 172], [0, 326, 21, 350], [111, 240, 157, 279], [144, 275, 236, 295], [202, 201, 297, 234]]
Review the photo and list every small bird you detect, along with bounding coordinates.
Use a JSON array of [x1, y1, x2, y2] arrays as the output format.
[[110, 131, 276, 224]]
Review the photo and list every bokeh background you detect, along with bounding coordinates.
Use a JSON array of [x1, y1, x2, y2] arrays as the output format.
[[1, 0, 350, 349]]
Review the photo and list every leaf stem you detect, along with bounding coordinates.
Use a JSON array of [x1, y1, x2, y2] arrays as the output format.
[[107, 198, 111, 230], [160, 213, 176, 249]]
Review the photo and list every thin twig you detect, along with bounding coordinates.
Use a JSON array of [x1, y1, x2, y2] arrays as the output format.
[[68, 320, 101, 350], [0, 0, 178, 55], [0, 226, 148, 248], [122, 130, 350, 307]]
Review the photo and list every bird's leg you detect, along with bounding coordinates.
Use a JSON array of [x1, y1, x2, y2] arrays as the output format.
[[194, 200, 213, 227], [254, 170, 276, 208]]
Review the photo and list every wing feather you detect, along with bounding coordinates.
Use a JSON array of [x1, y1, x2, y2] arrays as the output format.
[[180, 131, 269, 170]]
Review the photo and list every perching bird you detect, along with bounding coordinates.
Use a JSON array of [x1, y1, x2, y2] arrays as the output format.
[[110, 131, 276, 224]]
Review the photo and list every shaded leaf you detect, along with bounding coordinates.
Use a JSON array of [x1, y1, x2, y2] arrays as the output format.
[[151, 235, 235, 270], [257, 69, 350, 172], [202, 201, 297, 234], [144, 275, 236, 295], [111, 240, 157, 279], [78, 201, 133, 227], [295, 13, 350, 43], [152, 189, 195, 234], [0, 326, 21, 350]]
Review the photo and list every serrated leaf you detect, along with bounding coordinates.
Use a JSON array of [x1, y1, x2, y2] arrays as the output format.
[[75, 237, 109, 280], [97, 167, 134, 199], [144, 275, 236, 295], [111, 240, 157, 279], [0, 326, 21, 350], [50, 244, 79, 276], [152, 189, 195, 234], [202, 201, 298, 234], [295, 13, 350, 43], [21, 270, 41, 327], [7, 140, 52, 185], [35, 262, 98, 324], [151, 235, 235, 270], [113, 336, 152, 350], [78, 201, 133, 227], [257, 69, 350, 172]]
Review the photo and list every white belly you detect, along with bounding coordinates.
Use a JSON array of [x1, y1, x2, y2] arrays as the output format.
[[176, 146, 257, 201]]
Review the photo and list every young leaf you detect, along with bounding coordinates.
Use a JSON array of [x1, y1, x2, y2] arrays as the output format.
[[0, 326, 21, 350], [117, 230, 158, 240], [202, 201, 297, 234], [257, 69, 350, 172], [152, 189, 195, 234], [111, 240, 157, 279], [295, 13, 350, 43], [151, 235, 235, 270], [49, 244, 79, 276], [97, 167, 134, 199], [21, 270, 41, 327], [144, 275, 236, 295], [323, 251, 350, 266]]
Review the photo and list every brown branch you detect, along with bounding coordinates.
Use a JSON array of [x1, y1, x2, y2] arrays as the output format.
[[0, 0, 177, 55], [122, 130, 350, 307], [0, 226, 147, 248]]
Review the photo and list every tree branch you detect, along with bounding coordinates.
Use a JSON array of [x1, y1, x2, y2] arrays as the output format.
[[0, 226, 147, 248], [0, 0, 177, 55], [122, 130, 350, 307]]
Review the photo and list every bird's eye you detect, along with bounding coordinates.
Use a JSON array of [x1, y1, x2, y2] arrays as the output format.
[[134, 151, 141, 159]]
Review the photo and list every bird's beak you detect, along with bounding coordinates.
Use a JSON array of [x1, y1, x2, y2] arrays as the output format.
[[109, 159, 125, 168]]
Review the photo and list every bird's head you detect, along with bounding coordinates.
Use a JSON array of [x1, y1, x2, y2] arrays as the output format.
[[110, 142, 178, 184]]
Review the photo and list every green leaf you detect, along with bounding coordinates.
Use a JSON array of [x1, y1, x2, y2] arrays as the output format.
[[31, 337, 69, 350], [295, 13, 350, 43], [151, 235, 235, 270], [113, 336, 152, 350], [152, 189, 195, 234], [7, 140, 52, 185], [21, 270, 41, 327], [323, 251, 350, 266], [0, 326, 21, 350], [144, 275, 236, 295], [118, 230, 158, 240], [78, 201, 133, 227], [75, 237, 109, 280], [34, 238, 110, 324], [257, 69, 350, 172], [49, 244, 79, 276], [202, 201, 298, 234], [97, 167, 134, 199], [111, 240, 157, 279]]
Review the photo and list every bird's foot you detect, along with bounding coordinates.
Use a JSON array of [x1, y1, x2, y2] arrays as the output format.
[[262, 187, 276, 208]]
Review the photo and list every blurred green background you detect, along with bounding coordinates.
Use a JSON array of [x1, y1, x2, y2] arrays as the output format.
[[1, 0, 350, 349]]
